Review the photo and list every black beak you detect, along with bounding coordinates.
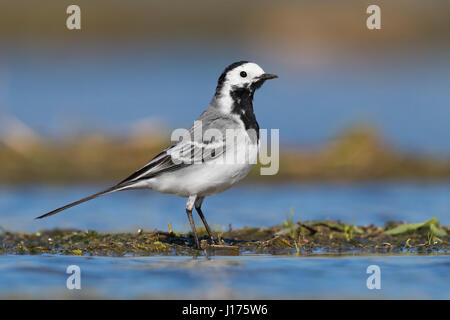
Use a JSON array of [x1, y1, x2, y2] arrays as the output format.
[[251, 73, 278, 90], [259, 73, 278, 80]]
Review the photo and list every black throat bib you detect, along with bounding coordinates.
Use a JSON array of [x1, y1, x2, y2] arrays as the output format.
[[229, 86, 260, 139]]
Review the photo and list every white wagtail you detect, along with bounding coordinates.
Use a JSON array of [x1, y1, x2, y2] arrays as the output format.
[[36, 61, 278, 249]]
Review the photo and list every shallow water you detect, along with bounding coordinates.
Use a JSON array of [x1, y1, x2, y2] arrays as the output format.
[[0, 254, 448, 299], [1, 182, 449, 299], [0, 182, 449, 233]]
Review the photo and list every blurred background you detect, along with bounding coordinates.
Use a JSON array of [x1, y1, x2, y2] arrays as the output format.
[[1, 0, 450, 232]]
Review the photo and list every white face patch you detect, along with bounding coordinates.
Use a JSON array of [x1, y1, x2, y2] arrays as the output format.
[[224, 62, 265, 89]]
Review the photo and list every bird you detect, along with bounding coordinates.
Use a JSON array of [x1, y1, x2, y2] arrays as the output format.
[[36, 61, 278, 249]]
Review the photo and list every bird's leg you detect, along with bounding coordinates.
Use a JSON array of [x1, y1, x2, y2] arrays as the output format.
[[195, 197, 215, 244], [186, 195, 200, 249]]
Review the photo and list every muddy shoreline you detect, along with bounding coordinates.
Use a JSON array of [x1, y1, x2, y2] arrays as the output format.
[[1, 219, 448, 256]]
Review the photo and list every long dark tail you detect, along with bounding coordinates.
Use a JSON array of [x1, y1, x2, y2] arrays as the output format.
[[35, 185, 123, 219]]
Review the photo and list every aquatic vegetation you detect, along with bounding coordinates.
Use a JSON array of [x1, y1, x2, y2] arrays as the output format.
[[0, 219, 447, 256], [384, 217, 446, 237], [384, 217, 447, 246]]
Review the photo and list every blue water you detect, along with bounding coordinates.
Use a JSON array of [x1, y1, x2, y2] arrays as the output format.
[[0, 182, 449, 299], [0, 182, 449, 233], [0, 254, 448, 299], [1, 45, 450, 155]]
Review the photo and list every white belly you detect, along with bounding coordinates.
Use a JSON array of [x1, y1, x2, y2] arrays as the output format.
[[130, 139, 258, 197], [151, 161, 254, 197]]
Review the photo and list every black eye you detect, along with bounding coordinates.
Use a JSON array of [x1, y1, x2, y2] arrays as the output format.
[[240, 71, 247, 78]]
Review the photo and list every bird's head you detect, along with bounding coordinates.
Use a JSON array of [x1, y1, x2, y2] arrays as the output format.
[[216, 61, 277, 95], [214, 61, 277, 112]]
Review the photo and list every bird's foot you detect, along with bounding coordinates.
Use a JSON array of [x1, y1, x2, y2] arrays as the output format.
[[200, 238, 216, 249]]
